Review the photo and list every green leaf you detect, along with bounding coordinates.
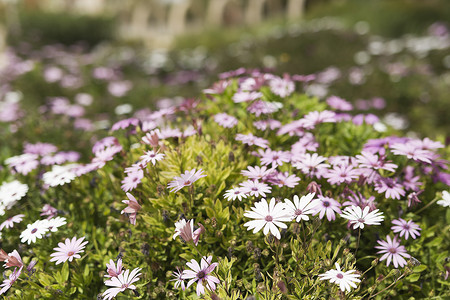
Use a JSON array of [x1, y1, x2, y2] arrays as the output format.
[[407, 273, 420, 282], [413, 265, 427, 273], [61, 262, 69, 282]]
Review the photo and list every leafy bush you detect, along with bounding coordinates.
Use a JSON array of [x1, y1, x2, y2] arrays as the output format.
[[9, 10, 115, 47], [1, 67, 449, 299]]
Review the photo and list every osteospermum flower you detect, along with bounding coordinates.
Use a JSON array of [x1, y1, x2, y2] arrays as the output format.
[[0, 249, 23, 269], [239, 180, 272, 198], [171, 267, 186, 291], [223, 187, 247, 201], [437, 191, 450, 207], [214, 113, 238, 128], [103, 268, 142, 300], [105, 258, 123, 278], [173, 219, 204, 246], [50, 236, 88, 265], [182, 256, 220, 296], [391, 219, 421, 240], [318, 263, 361, 293], [121, 193, 141, 226], [283, 193, 319, 222], [375, 236, 410, 268], [20, 220, 49, 244], [167, 169, 207, 193], [0, 181, 29, 205], [0, 267, 21, 295], [244, 198, 291, 239], [314, 196, 342, 221], [0, 214, 25, 231], [46, 217, 67, 232], [340, 205, 384, 229], [42, 165, 77, 187], [140, 150, 165, 166]]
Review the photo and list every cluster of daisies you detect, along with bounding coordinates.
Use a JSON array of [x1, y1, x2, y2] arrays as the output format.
[[171, 218, 219, 296], [0, 65, 448, 298]]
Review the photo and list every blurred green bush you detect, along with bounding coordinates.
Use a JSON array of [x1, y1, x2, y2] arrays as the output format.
[[9, 10, 115, 47]]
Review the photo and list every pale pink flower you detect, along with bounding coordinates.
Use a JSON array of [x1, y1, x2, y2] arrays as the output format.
[[50, 237, 88, 265], [214, 113, 238, 128], [375, 236, 410, 268], [105, 259, 123, 278], [241, 165, 273, 181], [292, 153, 329, 178], [0, 214, 25, 231], [355, 151, 397, 172], [121, 170, 143, 192], [240, 180, 272, 198], [326, 96, 353, 111], [269, 77, 295, 97], [167, 169, 207, 193], [0, 267, 21, 295], [0, 249, 23, 269], [5, 154, 39, 175], [232, 91, 262, 103], [391, 219, 421, 240], [173, 219, 204, 246], [121, 193, 141, 226], [374, 178, 405, 200], [299, 110, 336, 130], [171, 267, 186, 290], [235, 133, 269, 148], [103, 268, 142, 300], [314, 196, 342, 221], [182, 256, 220, 296], [390, 142, 434, 164], [258, 149, 290, 168], [140, 150, 165, 166], [324, 164, 359, 185]]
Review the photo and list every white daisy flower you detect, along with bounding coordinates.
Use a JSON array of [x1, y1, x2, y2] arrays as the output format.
[[0, 180, 29, 209], [319, 263, 361, 292], [340, 205, 384, 229], [243, 198, 291, 239], [102, 268, 142, 300], [283, 193, 319, 222], [224, 187, 247, 201], [437, 191, 450, 207], [43, 165, 77, 187], [20, 220, 49, 244], [46, 217, 67, 232]]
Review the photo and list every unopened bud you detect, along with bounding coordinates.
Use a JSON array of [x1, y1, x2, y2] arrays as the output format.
[[371, 258, 379, 267], [277, 281, 288, 294]]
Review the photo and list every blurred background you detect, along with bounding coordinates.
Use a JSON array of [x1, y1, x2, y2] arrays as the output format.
[[0, 0, 449, 142]]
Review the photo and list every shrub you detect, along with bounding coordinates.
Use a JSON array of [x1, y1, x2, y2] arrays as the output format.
[[0, 68, 448, 299]]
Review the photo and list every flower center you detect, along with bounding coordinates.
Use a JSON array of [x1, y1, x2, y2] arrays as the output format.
[[184, 181, 191, 185], [323, 201, 330, 207], [234, 191, 241, 194], [273, 156, 279, 160], [67, 251, 74, 256], [121, 283, 129, 289], [265, 215, 273, 222], [197, 270, 206, 279], [403, 225, 410, 230], [389, 248, 397, 254], [357, 218, 365, 223], [336, 273, 344, 279], [251, 187, 258, 191], [31, 228, 38, 234], [294, 209, 303, 216]]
